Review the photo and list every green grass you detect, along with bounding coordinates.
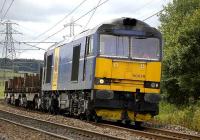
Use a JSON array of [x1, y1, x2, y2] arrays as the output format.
[[0, 69, 23, 79], [154, 101, 200, 132], [0, 80, 5, 99], [0, 85, 4, 99]]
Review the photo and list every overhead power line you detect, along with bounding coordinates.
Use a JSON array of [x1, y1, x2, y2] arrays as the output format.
[[34, 0, 88, 40], [10, 39, 47, 51], [0, 41, 57, 43], [1, 39, 48, 51], [2, 0, 14, 20], [39, 0, 110, 43], [0, 0, 7, 14], [82, 0, 102, 31], [21, 42, 46, 51], [143, 9, 165, 21]]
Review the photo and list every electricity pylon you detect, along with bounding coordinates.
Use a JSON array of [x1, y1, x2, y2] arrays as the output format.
[[0, 20, 21, 84]]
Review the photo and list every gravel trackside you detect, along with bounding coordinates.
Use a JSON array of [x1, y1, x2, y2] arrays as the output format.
[[0, 120, 62, 140], [0, 100, 140, 140], [1, 100, 199, 140]]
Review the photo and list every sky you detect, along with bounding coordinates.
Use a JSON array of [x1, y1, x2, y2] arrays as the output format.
[[0, 0, 172, 60]]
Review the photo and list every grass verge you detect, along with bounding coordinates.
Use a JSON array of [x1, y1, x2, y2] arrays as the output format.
[[0, 85, 4, 99], [155, 101, 200, 132]]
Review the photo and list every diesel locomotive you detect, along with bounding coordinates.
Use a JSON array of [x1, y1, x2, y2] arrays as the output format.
[[5, 17, 162, 125]]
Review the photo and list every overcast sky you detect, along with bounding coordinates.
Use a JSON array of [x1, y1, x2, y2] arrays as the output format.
[[0, 0, 171, 60]]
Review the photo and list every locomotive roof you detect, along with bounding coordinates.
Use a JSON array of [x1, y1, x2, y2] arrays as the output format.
[[48, 17, 159, 51]]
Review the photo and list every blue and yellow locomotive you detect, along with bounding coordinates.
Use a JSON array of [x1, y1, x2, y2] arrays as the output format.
[[41, 17, 162, 124]]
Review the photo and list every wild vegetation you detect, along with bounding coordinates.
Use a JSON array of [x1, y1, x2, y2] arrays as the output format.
[[155, 101, 200, 131], [156, 0, 200, 131], [159, 0, 200, 105], [0, 58, 43, 73], [0, 84, 4, 99]]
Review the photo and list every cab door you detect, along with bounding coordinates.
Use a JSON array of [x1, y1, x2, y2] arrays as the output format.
[[82, 36, 93, 81]]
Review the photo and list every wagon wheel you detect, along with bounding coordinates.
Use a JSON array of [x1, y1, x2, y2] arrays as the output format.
[[15, 98, 20, 106], [34, 97, 39, 110], [11, 95, 15, 105], [19, 96, 22, 106], [23, 96, 28, 108], [5, 95, 11, 104]]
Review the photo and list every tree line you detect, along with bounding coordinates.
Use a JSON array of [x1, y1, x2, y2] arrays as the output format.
[[0, 58, 43, 74], [159, 0, 200, 105]]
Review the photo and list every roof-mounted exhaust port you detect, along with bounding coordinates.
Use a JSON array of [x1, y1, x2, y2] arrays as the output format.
[[123, 18, 137, 26]]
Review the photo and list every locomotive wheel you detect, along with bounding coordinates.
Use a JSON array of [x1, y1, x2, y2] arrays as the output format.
[[45, 97, 51, 112], [86, 110, 92, 122], [49, 98, 59, 115], [94, 116, 102, 123], [117, 120, 122, 124], [86, 115, 92, 122], [125, 120, 131, 125], [79, 114, 86, 120], [134, 121, 143, 129]]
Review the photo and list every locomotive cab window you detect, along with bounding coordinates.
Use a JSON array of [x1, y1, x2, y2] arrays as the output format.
[[100, 34, 160, 60], [100, 34, 129, 57], [131, 38, 160, 60]]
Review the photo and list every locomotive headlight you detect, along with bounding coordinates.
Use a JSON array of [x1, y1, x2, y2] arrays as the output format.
[[155, 83, 159, 88], [99, 79, 104, 84], [151, 83, 156, 88], [144, 81, 160, 89], [95, 78, 111, 85]]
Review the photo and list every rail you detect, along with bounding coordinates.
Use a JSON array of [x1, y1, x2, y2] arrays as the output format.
[[0, 109, 125, 140], [91, 122, 200, 140]]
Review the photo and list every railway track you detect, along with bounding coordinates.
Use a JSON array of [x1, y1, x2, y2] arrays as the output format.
[[144, 127, 200, 140], [0, 109, 125, 140], [1, 102, 200, 140], [91, 122, 200, 140]]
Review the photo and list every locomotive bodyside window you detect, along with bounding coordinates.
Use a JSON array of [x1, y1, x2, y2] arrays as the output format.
[[46, 54, 53, 83], [86, 36, 93, 55], [71, 44, 81, 81]]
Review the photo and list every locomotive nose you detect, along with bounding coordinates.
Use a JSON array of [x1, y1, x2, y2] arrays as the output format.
[[111, 60, 147, 81]]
